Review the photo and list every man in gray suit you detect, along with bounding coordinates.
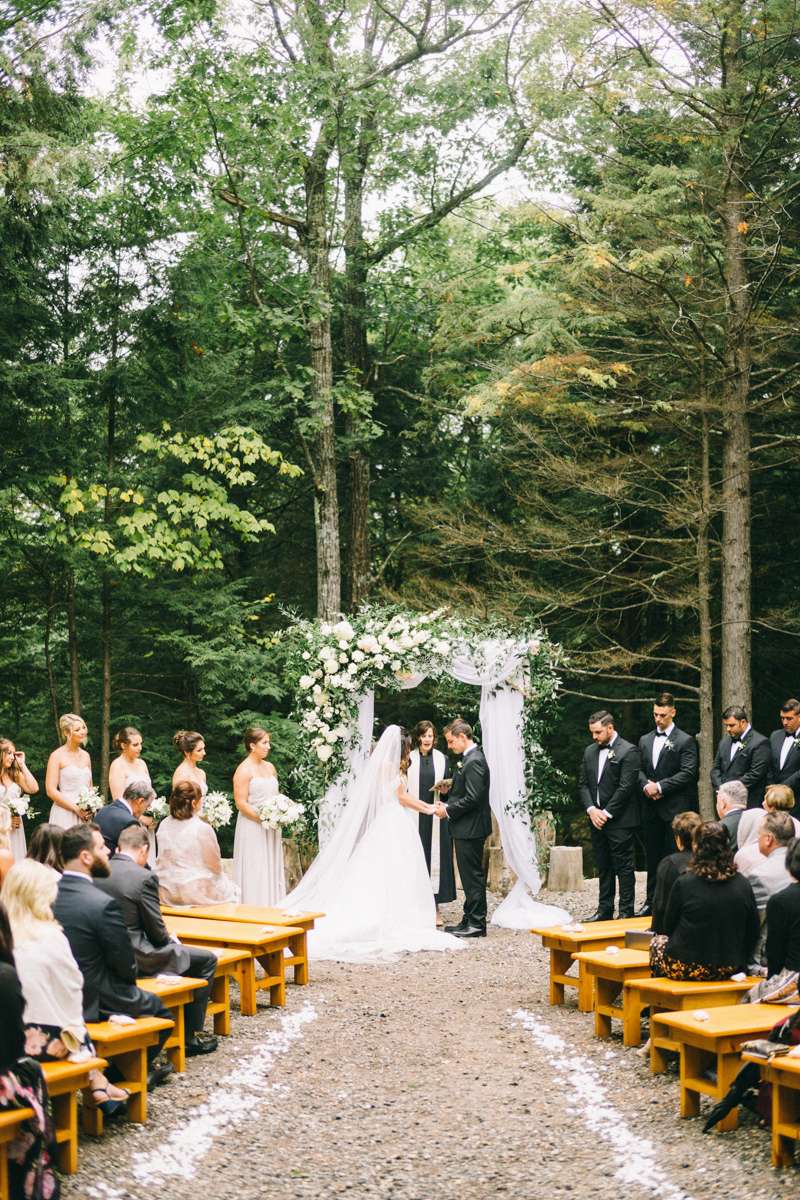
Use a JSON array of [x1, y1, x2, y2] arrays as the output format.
[[748, 811, 794, 972], [94, 824, 219, 1056], [716, 780, 748, 851]]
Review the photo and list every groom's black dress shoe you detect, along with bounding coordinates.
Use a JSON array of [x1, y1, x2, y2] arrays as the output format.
[[635, 903, 653, 918], [585, 910, 613, 923], [449, 925, 486, 938], [445, 923, 468, 933]]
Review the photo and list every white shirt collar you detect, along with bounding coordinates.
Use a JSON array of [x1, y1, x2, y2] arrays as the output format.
[[62, 869, 91, 881], [462, 743, 477, 757], [656, 723, 675, 738], [601, 733, 618, 751]]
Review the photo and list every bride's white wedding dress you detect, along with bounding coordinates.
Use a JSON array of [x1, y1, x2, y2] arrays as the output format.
[[284, 727, 464, 964]]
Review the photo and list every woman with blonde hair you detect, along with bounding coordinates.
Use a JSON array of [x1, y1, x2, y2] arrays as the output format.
[[45, 714, 92, 830], [735, 784, 800, 875], [0, 738, 38, 860], [233, 727, 285, 907], [155, 781, 238, 906], [108, 727, 156, 865], [0, 807, 14, 884], [2, 860, 129, 1116]]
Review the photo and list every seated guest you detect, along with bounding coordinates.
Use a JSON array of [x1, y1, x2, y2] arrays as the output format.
[[735, 785, 800, 875], [765, 838, 800, 978], [715, 780, 748, 851], [94, 779, 155, 855], [3, 860, 130, 1115], [747, 811, 794, 972], [0, 901, 61, 1200], [651, 811, 702, 934], [95, 825, 218, 1056], [0, 805, 14, 883], [156, 781, 238, 906], [27, 823, 64, 876], [649, 820, 760, 980], [51, 823, 174, 1089]]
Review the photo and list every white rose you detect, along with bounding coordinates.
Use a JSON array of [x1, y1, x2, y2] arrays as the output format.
[[399, 635, 413, 648], [351, 649, 365, 662], [529, 639, 541, 654], [378, 633, 389, 645], [302, 651, 311, 660], [333, 621, 354, 641], [339, 652, 348, 663], [314, 669, 323, 679], [299, 674, 314, 689], [347, 662, 358, 674], [334, 726, 348, 739], [324, 730, 338, 743], [391, 660, 401, 670], [375, 657, 386, 668], [321, 623, 332, 635], [324, 659, 337, 674], [312, 684, 322, 694], [317, 745, 334, 762], [338, 639, 349, 650]]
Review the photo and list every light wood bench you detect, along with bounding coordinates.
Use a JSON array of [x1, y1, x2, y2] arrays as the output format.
[[84, 1016, 174, 1135], [742, 1051, 800, 1166], [162, 904, 324, 987], [137, 976, 209, 1073], [530, 918, 653, 1011], [623, 976, 760, 1058], [209, 948, 250, 1035], [652, 1003, 797, 1131], [40, 1057, 106, 1173], [162, 916, 305, 1015], [571, 949, 651, 1038], [0, 1107, 35, 1200]]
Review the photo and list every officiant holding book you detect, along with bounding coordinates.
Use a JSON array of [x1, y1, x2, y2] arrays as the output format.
[[408, 721, 456, 926]]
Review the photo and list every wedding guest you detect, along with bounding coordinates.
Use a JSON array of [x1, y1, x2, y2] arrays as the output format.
[[409, 721, 455, 927], [94, 779, 154, 855], [172, 731, 208, 799], [233, 727, 286, 907], [649, 821, 760, 980], [715, 780, 748, 851], [95, 825, 218, 1056], [0, 901, 62, 1200], [108, 727, 156, 863], [0, 738, 38, 861], [0, 806, 14, 884], [45, 713, 92, 830], [734, 785, 800, 875], [747, 811, 794, 971], [636, 694, 698, 918], [156, 781, 238, 906], [710, 705, 771, 810], [51, 824, 173, 1088], [3, 860, 130, 1116], [769, 700, 800, 814], [650, 811, 702, 934], [27, 824, 64, 876], [765, 838, 800, 978]]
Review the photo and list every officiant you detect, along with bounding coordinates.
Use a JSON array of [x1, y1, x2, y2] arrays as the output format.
[[408, 721, 456, 925]]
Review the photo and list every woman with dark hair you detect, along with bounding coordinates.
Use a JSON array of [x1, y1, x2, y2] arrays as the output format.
[[108, 727, 156, 866], [155, 781, 238, 906], [408, 722, 455, 926], [650, 811, 702, 934], [765, 837, 800, 978], [27, 825, 64, 876], [233, 728, 286, 907], [171, 730, 208, 799], [0, 739, 38, 860], [650, 821, 760, 980]]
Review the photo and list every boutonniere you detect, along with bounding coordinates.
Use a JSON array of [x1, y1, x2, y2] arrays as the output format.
[[457, 760, 464, 770], [664, 739, 675, 752], [607, 748, 617, 761]]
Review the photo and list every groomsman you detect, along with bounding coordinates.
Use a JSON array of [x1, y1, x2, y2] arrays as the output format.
[[636, 693, 699, 919], [769, 700, 800, 814], [710, 705, 771, 809], [578, 711, 640, 922]]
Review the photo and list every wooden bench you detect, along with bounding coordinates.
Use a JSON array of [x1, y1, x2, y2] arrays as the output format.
[[209, 948, 251, 1036], [623, 976, 760, 1058], [652, 1003, 797, 1131], [0, 1108, 35, 1200], [40, 1057, 106, 1173], [530, 918, 653, 1011], [162, 916, 305, 1015], [137, 976, 210, 1073], [742, 1051, 800, 1167], [162, 904, 324, 987], [84, 1016, 174, 1135], [571, 949, 651, 1038]]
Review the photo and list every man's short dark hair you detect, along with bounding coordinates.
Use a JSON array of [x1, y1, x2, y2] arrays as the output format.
[[588, 710, 614, 727], [782, 699, 800, 715], [654, 693, 674, 708], [763, 811, 794, 845], [722, 705, 747, 721], [61, 822, 100, 862], [117, 825, 150, 852], [123, 780, 155, 805], [444, 719, 473, 739]]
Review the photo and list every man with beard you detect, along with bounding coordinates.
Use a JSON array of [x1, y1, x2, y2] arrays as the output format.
[[52, 823, 174, 1089]]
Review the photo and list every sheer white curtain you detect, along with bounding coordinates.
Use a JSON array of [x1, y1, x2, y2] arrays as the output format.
[[318, 690, 374, 847]]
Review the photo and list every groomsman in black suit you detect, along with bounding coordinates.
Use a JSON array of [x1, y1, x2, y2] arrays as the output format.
[[435, 718, 492, 939], [710, 705, 771, 810], [769, 700, 800, 814], [578, 710, 641, 922], [636, 693, 699, 918]]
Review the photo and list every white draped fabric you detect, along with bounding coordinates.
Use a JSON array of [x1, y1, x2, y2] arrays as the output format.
[[316, 639, 571, 929]]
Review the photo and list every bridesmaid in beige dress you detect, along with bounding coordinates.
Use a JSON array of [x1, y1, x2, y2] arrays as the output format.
[[45, 714, 92, 830], [232, 727, 286, 907], [172, 730, 208, 801], [0, 739, 39, 860], [108, 726, 156, 864]]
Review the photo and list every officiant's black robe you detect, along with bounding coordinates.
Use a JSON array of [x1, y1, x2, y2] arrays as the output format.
[[415, 750, 456, 904]]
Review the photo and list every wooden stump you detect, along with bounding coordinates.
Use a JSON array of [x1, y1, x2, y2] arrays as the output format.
[[547, 846, 584, 893]]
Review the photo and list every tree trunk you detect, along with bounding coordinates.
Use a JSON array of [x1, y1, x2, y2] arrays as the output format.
[[697, 408, 715, 818], [100, 250, 120, 797], [44, 592, 60, 741], [66, 568, 81, 714], [100, 570, 112, 797]]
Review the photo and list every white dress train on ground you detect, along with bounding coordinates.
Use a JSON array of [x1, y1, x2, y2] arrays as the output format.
[[49, 765, 90, 830], [0, 783, 27, 859], [232, 775, 286, 907]]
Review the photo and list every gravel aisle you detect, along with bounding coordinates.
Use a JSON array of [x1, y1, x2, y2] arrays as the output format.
[[63, 887, 796, 1200]]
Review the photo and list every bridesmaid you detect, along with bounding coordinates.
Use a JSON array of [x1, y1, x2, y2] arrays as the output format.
[[0, 739, 39, 860], [232, 727, 286, 907], [408, 721, 456, 927], [45, 714, 92, 829], [172, 730, 208, 799], [108, 727, 156, 865]]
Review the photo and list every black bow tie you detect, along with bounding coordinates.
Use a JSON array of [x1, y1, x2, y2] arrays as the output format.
[[731, 737, 742, 745], [655, 731, 668, 738], [787, 732, 797, 740]]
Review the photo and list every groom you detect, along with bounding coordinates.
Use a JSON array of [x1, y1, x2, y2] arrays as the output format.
[[435, 719, 492, 938]]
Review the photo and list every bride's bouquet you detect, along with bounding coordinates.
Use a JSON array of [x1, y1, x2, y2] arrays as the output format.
[[147, 796, 169, 823], [201, 791, 233, 829], [3, 791, 34, 819], [77, 785, 104, 815], [253, 793, 304, 832]]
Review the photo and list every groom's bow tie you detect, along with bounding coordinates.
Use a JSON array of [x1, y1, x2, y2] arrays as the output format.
[[655, 731, 668, 738]]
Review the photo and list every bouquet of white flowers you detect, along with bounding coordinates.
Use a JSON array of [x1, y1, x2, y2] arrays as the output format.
[[201, 791, 233, 829], [77, 785, 103, 815], [148, 796, 169, 823], [253, 793, 304, 831], [3, 790, 33, 819]]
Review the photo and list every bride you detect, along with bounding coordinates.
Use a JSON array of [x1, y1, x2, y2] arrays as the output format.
[[285, 726, 465, 963]]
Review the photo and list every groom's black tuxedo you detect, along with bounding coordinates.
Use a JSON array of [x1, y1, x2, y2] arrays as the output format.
[[444, 746, 491, 932], [578, 735, 640, 918], [636, 727, 698, 906]]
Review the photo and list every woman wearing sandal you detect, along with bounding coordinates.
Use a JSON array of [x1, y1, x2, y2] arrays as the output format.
[[2, 859, 130, 1118]]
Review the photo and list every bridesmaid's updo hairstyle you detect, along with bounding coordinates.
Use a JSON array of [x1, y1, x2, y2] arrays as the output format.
[[243, 727, 269, 753], [173, 730, 203, 756], [411, 721, 437, 750], [59, 713, 87, 744], [112, 726, 141, 753], [399, 729, 412, 775], [170, 780, 200, 821]]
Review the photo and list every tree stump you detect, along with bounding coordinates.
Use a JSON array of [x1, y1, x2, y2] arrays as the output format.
[[547, 846, 584, 893]]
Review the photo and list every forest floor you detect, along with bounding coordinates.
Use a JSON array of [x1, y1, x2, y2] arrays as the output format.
[[63, 880, 798, 1200]]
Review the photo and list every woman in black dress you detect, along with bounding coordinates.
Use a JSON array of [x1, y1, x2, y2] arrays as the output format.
[[407, 721, 456, 926]]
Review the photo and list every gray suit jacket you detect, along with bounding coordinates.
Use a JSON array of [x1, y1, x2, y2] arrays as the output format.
[[94, 854, 192, 977], [748, 846, 792, 970]]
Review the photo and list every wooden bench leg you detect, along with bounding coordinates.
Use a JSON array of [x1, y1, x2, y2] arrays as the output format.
[[595, 978, 620, 1038], [715, 1052, 741, 1133], [50, 1091, 78, 1174], [239, 959, 258, 1016], [211, 974, 231, 1036], [114, 1048, 148, 1124], [81, 1088, 103, 1137], [679, 1044, 704, 1119], [291, 932, 309, 986], [165, 1004, 186, 1073], [774, 1080, 798, 1168], [0, 1141, 9, 1200], [577, 962, 594, 1013], [622, 992, 642, 1047], [549, 949, 572, 1005], [650, 1012, 670, 1075], [266, 952, 286, 1007]]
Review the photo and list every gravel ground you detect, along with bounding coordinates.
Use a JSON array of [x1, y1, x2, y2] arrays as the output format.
[[61, 880, 798, 1200]]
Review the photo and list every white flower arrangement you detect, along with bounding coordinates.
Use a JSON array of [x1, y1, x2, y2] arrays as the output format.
[[148, 796, 169, 822], [201, 791, 233, 829], [254, 793, 305, 830], [3, 791, 32, 818], [77, 785, 104, 814]]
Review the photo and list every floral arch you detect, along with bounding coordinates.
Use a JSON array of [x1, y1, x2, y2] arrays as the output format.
[[283, 605, 570, 929]]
